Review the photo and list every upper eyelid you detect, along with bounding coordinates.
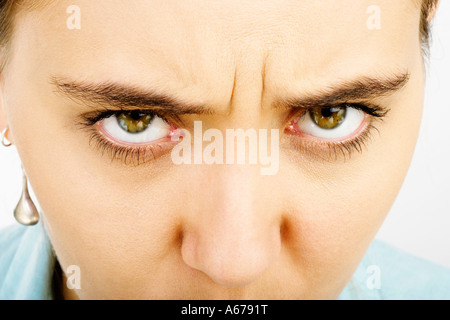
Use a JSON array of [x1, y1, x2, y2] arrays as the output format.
[[339, 102, 390, 118], [77, 108, 181, 128], [76, 100, 388, 133], [79, 106, 379, 165], [285, 102, 389, 126]]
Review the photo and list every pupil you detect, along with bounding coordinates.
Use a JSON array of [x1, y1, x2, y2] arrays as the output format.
[[321, 107, 338, 117], [130, 110, 142, 120]]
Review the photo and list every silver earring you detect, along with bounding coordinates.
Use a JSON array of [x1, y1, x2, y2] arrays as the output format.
[[1, 127, 12, 147], [14, 167, 40, 226], [2, 128, 40, 225]]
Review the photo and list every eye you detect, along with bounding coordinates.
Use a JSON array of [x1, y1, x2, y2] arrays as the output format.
[[288, 106, 366, 140], [99, 110, 171, 144], [77, 109, 184, 166]]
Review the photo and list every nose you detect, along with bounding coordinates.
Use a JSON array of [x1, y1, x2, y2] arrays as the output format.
[[181, 165, 282, 287]]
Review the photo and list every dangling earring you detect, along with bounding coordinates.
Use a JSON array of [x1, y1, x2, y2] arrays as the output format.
[[14, 167, 40, 226], [1, 126, 12, 147], [1, 126, 40, 226]]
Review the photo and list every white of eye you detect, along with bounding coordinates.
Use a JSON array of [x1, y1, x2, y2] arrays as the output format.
[[100, 115, 170, 144], [296, 107, 365, 139]]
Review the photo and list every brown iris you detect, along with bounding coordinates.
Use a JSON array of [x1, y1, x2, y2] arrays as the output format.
[[310, 107, 346, 129], [117, 111, 153, 133]]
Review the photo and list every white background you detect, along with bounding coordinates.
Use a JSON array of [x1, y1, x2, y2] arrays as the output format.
[[0, 3, 449, 267], [374, 2, 450, 268]]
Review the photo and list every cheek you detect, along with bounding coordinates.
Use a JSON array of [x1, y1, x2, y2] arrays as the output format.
[[29, 158, 185, 298], [278, 159, 408, 297], [8, 100, 183, 297], [280, 163, 396, 293], [280, 83, 423, 293]]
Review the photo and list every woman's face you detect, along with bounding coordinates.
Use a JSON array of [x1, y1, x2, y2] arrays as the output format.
[[0, 0, 425, 299]]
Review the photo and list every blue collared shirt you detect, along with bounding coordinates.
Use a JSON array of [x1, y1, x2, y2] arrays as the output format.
[[1, 223, 449, 300]]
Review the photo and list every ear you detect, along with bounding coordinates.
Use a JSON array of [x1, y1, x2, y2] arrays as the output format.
[[0, 77, 6, 129], [0, 68, 12, 144], [0, 111, 5, 131]]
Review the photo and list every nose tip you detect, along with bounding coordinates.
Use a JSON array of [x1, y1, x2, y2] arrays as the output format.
[[181, 225, 281, 288]]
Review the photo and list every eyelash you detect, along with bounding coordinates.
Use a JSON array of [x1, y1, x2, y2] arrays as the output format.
[[285, 102, 387, 161], [76, 102, 388, 165], [285, 122, 379, 162], [76, 109, 179, 166]]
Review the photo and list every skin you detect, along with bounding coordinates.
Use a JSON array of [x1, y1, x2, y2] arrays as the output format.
[[0, 0, 436, 299]]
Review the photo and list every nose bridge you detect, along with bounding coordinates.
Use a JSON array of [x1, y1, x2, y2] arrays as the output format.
[[205, 166, 262, 241], [179, 45, 282, 287], [181, 165, 281, 287]]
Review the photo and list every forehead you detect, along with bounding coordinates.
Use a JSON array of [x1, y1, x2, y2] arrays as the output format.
[[11, 0, 421, 107]]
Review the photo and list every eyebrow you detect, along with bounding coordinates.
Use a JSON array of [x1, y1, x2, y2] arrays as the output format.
[[276, 71, 410, 110], [50, 76, 214, 115], [51, 71, 410, 115]]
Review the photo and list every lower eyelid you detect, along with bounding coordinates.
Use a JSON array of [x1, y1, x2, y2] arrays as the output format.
[[82, 106, 377, 165], [284, 116, 379, 161], [97, 134, 179, 165], [87, 123, 181, 166]]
